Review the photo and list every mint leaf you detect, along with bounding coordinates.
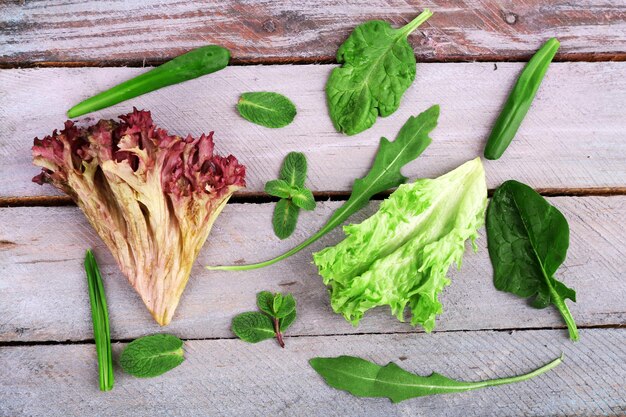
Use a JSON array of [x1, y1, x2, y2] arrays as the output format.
[[237, 92, 296, 128], [290, 186, 316, 211], [265, 179, 292, 199], [231, 312, 276, 343], [326, 10, 433, 135], [275, 293, 296, 318], [119, 334, 184, 378], [280, 152, 307, 188], [280, 309, 297, 332], [257, 291, 275, 316], [272, 293, 283, 314], [272, 199, 300, 239]]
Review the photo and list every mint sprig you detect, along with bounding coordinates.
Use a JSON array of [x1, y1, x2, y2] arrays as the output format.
[[266, 152, 316, 239], [232, 291, 297, 348]]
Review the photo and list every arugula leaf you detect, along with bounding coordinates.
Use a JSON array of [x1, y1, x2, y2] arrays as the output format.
[[232, 292, 298, 348], [310, 354, 563, 403], [326, 9, 433, 135], [486, 180, 578, 341], [272, 199, 300, 239], [280, 152, 307, 188], [231, 312, 276, 343], [265, 179, 292, 199], [237, 92, 297, 128], [119, 334, 184, 378], [208, 105, 438, 271], [290, 186, 316, 210]]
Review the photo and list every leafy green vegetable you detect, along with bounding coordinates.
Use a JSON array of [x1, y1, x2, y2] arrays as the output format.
[[84, 250, 114, 391], [237, 92, 297, 128], [314, 158, 487, 330], [265, 152, 316, 239], [231, 312, 276, 343], [232, 291, 298, 348], [484, 38, 560, 159], [68, 45, 230, 118], [208, 105, 439, 271], [310, 354, 563, 402], [486, 180, 578, 341], [119, 334, 185, 378], [326, 9, 433, 135]]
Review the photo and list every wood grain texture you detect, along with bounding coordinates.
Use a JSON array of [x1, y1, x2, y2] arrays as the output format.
[[1, 0, 625, 65], [1, 329, 625, 416], [1, 63, 625, 199], [1, 197, 624, 342]]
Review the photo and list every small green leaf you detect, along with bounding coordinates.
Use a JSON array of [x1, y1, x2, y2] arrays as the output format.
[[280, 152, 307, 188], [265, 179, 292, 199], [119, 334, 184, 378], [275, 293, 296, 318], [272, 293, 283, 314], [291, 186, 316, 211], [237, 92, 296, 128], [256, 291, 275, 316], [280, 309, 297, 332], [272, 199, 300, 239], [231, 312, 276, 343]]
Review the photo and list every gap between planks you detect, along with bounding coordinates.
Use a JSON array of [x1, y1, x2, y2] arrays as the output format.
[[2, 52, 626, 69], [2, 187, 626, 208], [0, 323, 623, 348]]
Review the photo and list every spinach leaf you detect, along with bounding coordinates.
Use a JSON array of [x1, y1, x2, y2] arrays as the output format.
[[310, 354, 563, 402], [207, 105, 439, 271], [486, 180, 578, 341], [119, 334, 185, 378], [237, 92, 297, 128], [326, 10, 432, 135]]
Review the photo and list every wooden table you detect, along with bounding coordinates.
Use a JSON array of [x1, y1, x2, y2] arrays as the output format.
[[1, 1, 625, 416]]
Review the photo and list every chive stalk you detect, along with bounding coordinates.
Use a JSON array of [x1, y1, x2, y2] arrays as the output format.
[[85, 249, 114, 391]]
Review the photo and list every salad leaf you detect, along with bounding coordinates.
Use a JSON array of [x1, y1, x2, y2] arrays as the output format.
[[310, 354, 563, 403], [237, 92, 297, 128], [119, 334, 185, 378], [313, 158, 487, 330], [33, 109, 245, 326], [486, 180, 578, 341], [208, 105, 439, 271], [326, 9, 433, 135]]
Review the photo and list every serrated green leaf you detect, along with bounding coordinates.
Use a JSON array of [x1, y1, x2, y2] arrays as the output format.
[[280, 309, 297, 332], [272, 199, 300, 239], [326, 10, 432, 135], [231, 312, 276, 343], [486, 180, 578, 341], [272, 293, 283, 314], [119, 334, 184, 378], [207, 105, 438, 271], [256, 291, 275, 316], [310, 355, 563, 403], [291, 186, 316, 211], [265, 179, 292, 199], [280, 152, 307, 188], [275, 293, 296, 318], [237, 92, 296, 128]]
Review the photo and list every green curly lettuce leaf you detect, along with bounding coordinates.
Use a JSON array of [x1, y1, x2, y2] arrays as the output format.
[[313, 158, 487, 331]]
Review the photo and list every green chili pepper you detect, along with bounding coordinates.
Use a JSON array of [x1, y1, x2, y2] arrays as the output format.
[[85, 249, 114, 391], [484, 38, 560, 160], [68, 45, 230, 118]]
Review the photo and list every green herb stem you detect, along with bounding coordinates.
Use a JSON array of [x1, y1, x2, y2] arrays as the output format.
[[399, 9, 433, 38], [272, 317, 285, 348], [484, 38, 559, 159], [67, 45, 230, 118], [84, 250, 114, 391], [549, 285, 579, 341]]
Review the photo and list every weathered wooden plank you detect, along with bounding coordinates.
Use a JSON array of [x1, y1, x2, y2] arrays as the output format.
[[1, 0, 625, 65], [1, 62, 625, 199], [1, 197, 624, 342], [0, 329, 624, 416]]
